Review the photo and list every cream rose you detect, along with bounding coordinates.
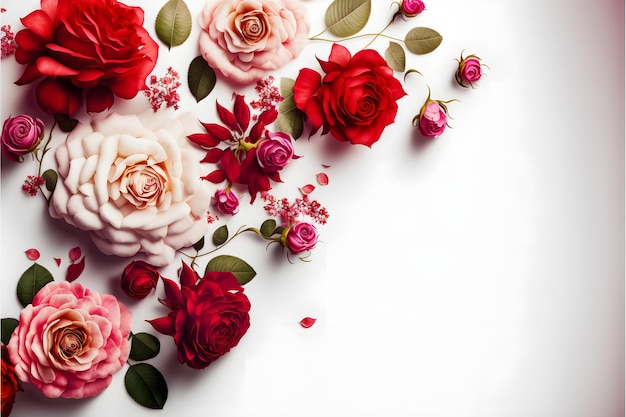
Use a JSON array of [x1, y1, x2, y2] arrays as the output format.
[[199, 0, 310, 84], [49, 111, 213, 266]]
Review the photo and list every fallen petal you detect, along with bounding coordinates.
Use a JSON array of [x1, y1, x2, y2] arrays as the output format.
[[299, 184, 315, 195], [316, 173, 329, 186], [69, 246, 82, 262], [25, 248, 40, 260], [299, 317, 316, 328]]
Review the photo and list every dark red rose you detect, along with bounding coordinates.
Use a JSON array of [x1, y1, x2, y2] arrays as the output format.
[[293, 43, 407, 147], [121, 260, 160, 300], [2, 346, 22, 416], [14, 0, 158, 117], [148, 262, 251, 370]]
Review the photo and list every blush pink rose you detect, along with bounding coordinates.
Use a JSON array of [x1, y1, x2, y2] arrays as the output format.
[[198, 0, 310, 84], [283, 221, 317, 254], [414, 100, 448, 138], [400, 0, 425, 17], [256, 131, 294, 172], [455, 53, 484, 88], [1, 114, 44, 162], [7, 281, 132, 399], [213, 188, 240, 215]]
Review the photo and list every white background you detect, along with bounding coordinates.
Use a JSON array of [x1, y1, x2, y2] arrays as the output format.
[[1, 0, 624, 416]]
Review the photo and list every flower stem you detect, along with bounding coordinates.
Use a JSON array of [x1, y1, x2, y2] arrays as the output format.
[[309, 32, 405, 44]]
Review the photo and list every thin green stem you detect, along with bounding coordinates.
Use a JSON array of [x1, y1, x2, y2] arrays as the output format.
[[179, 225, 279, 260], [362, 16, 396, 50], [309, 32, 404, 44]]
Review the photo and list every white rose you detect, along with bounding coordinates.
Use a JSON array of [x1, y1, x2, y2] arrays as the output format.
[[49, 111, 213, 266]]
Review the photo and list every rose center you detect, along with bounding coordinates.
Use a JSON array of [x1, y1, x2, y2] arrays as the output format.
[[120, 163, 167, 209], [53, 327, 89, 361], [237, 12, 269, 44]]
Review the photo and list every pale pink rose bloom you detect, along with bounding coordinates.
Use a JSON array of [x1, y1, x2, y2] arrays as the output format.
[[198, 0, 310, 84], [7, 281, 132, 399]]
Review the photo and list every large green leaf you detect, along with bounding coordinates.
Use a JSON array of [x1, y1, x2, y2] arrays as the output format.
[[129, 333, 161, 361], [325, 0, 371, 37], [206, 255, 256, 285], [385, 42, 406, 72], [155, 0, 192, 49], [125, 363, 168, 409], [188, 56, 216, 102], [1, 318, 19, 345], [404, 27, 443, 55], [16, 263, 54, 307]]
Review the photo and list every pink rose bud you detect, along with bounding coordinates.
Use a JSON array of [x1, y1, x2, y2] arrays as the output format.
[[213, 188, 239, 215], [256, 131, 295, 172], [414, 100, 449, 138], [284, 222, 318, 254], [455, 53, 485, 88], [400, 0, 425, 17], [1, 114, 44, 161]]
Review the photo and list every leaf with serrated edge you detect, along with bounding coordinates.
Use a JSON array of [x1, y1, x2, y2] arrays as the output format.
[[1, 318, 19, 345], [130, 333, 161, 361], [155, 0, 192, 49], [385, 42, 406, 72], [188, 56, 216, 102], [325, 0, 371, 37], [206, 255, 256, 285], [16, 263, 54, 307], [212, 225, 229, 246], [404, 27, 443, 55], [125, 363, 168, 409]]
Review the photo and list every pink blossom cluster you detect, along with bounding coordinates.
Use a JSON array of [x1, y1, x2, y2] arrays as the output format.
[[261, 192, 329, 226], [143, 67, 181, 112], [22, 175, 44, 196], [1, 24, 16, 58], [250, 76, 283, 120]]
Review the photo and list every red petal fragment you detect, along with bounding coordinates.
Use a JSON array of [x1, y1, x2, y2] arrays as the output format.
[[216, 100, 238, 132], [202, 169, 227, 183], [316, 172, 329, 186], [69, 246, 82, 262], [322, 164, 331, 168], [54, 258, 62, 266], [233, 94, 250, 133], [299, 317, 316, 328], [201, 148, 224, 163], [188, 133, 220, 148], [66, 257, 85, 282], [25, 248, 40, 260], [300, 184, 315, 195]]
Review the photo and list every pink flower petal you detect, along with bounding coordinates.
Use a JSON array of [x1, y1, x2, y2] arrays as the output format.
[[25, 248, 40, 260], [54, 258, 62, 266], [299, 317, 316, 328], [69, 246, 82, 262], [299, 184, 315, 195], [316, 172, 329, 186]]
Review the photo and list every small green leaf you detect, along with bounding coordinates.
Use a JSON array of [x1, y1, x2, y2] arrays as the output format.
[[404, 27, 443, 55], [260, 219, 277, 237], [277, 95, 304, 140], [192, 236, 205, 251], [325, 0, 371, 37], [188, 56, 216, 102], [16, 263, 54, 307], [279, 77, 295, 98], [212, 225, 229, 246], [130, 333, 161, 361], [206, 255, 256, 285], [42, 169, 57, 193], [385, 42, 406, 72], [1, 318, 19, 345], [125, 363, 168, 410], [55, 114, 78, 132], [155, 0, 192, 49]]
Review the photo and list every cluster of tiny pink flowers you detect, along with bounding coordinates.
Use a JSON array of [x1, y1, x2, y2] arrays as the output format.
[[22, 175, 44, 196], [250, 76, 283, 120], [1, 24, 16, 58], [143, 67, 181, 112], [261, 192, 329, 226], [206, 211, 220, 224]]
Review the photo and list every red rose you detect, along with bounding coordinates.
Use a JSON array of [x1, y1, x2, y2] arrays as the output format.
[[293, 43, 407, 147], [1, 346, 22, 416], [14, 0, 158, 116], [121, 260, 160, 300], [148, 262, 251, 370]]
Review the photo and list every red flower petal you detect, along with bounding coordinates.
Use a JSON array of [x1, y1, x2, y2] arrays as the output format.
[[322, 164, 331, 168], [300, 184, 315, 195], [69, 246, 82, 262], [316, 173, 329, 186], [233, 94, 250, 133], [299, 317, 316, 328], [216, 100, 238, 132], [54, 258, 61, 266], [25, 248, 40, 260], [66, 257, 85, 282], [202, 169, 227, 183]]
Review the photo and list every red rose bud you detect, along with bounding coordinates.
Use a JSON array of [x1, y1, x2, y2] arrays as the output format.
[[400, 0, 425, 17], [283, 222, 318, 254], [1, 114, 44, 162], [455, 52, 486, 88], [121, 260, 160, 299], [1, 346, 22, 417]]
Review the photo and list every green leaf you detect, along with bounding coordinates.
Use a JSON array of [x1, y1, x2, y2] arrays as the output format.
[[277, 95, 304, 140], [16, 263, 54, 307], [155, 0, 192, 49], [212, 225, 229, 246], [55, 113, 78, 132], [325, 0, 371, 37], [192, 236, 205, 251], [125, 363, 168, 410], [188, 56, 216, 102], [1, 318, 19, 345], [404, 27, 443, 55], [279, 77, 295, 98], [206, 255, 256, 285], [42, 169, 57, 193], [385, 42, 406, 72], [130, 333, 161, 361], [260, 219, 277, 237]]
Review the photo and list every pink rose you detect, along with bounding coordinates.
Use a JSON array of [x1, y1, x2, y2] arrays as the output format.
[[414, 100, 449, 138], [455, 53, 484, 88], [1, 114, 44, 161], [198, 0, 310, 84], [213, 189, 240, 215], [400, 0, 425, 17], [284, 222, 317, 254], [7, 281, 132, 399], [256, 131, 294, 172]]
